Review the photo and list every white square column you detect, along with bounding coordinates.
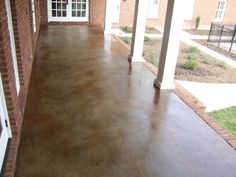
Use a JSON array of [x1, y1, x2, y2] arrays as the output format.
[[128, 0, 148, 62], [104, 0, 112, 35], [154, 0, 184, 89]]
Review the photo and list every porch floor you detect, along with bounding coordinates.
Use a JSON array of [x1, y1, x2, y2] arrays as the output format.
[[15, 26, 236, 177]]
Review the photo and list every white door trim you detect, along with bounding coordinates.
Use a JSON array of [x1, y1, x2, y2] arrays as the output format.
[[31, 0, 37, 33], [48, 0, 89, 22], [5, 0, 20, 95], [0, 74, 11, 172]]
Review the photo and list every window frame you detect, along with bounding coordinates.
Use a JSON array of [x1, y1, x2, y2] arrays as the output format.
[[215, 0, 228, 21]]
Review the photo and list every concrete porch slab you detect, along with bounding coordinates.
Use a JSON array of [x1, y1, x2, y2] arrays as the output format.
[[15, 25, 236, 177]]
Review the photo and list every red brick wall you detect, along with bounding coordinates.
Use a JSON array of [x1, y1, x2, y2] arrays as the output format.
[[0, 0, 22, 136], [90, 0, 105, 28], [40, 0, 106, 28], [10, 0, 36, 110], [119, 0, 167, 29], [119, 0, 135, 26], [223, 0, 236, 25], [119, 0, 236, 30], [28, 0, 41, 51], [0, 1, 23, 176], [39, 0, 48, 25], [183, 0, 236, 29], [0, 0, 40, 176]]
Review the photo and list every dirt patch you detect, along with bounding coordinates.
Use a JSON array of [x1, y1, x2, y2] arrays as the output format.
[[185, 29, 209, 35], [120, 26, 162, 34], [175, 64, 215, 76], [195, 40, 236, 61], [145, 27, 162, 34]]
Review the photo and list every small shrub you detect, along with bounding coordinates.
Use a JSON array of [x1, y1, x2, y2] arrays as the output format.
[[188, 52, 198, 60], [195, 16, 201, 30], [150, 49, 160, 67], [123, 25, 132, 33], [144, 36, 150, 42], [188, 46, 200, 54], [184, 59, 197, 70], [217, 61, 228, 69], [203, 56, 215, 65], [122, 37, 131, 44]]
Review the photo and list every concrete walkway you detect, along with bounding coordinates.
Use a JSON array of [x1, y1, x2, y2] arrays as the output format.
[[16, 26, 236, 177], [177, 80, 236, 112]]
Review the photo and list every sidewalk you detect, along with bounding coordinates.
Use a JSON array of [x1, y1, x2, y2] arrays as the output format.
[[176, 80, 236, 112]]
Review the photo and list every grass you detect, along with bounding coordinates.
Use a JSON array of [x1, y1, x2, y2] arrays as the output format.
[[122, 25, 132, 33], [144, 36, 150, 42], [149, 48, 160, 67], [183, 59, 197, 70], [203, 56, 215, 65], [209, 106, 236, 137], [217, 61, 228, 69], [121, 37, 131, 44], [187, 52, 198, 60], [188, 46, 200, 54]]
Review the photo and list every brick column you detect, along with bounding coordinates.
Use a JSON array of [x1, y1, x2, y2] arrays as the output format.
[[128, 0, 148, 62], [154, 0, 184, 89]]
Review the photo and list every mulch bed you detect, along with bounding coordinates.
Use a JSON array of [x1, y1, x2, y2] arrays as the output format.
[[194, 40, 236, 61], [121, 27, 162, 34], [145, 27, 162, 34], [118, 36, 236, 83], [185, 29, 210, 35], [175, 64, 214, 77]]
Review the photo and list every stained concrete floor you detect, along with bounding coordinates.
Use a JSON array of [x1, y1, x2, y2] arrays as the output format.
[[15, 26, 236, 177]]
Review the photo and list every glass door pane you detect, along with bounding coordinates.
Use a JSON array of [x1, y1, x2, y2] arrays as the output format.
[[48, 0, 88, 22], [70, 0, 88, 21], [51, 0, 68, 18]]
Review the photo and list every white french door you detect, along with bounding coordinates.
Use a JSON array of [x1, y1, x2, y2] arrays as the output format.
[[48, 0, 89, 22], [148, 0, 159, 19], [111, 0, 120, 23], [0, 74, 11, 173]]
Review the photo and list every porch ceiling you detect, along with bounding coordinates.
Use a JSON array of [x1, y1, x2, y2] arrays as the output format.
[[16, 25, 236, 177]]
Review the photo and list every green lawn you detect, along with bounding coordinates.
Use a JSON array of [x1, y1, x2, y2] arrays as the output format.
[[209, 106, 236, 137]]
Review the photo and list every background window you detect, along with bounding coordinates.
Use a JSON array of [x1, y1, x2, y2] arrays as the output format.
[[215, 0, 227, 21]]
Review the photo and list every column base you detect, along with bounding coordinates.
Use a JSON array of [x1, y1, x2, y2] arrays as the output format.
[[128, 55, 145, 63], [154, 78, 175, 90]]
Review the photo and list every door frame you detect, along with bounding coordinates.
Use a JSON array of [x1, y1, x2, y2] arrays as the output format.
[[0, 73, 11, 172], [47, 0, 89, 22], [31, 0, 37, 33]]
